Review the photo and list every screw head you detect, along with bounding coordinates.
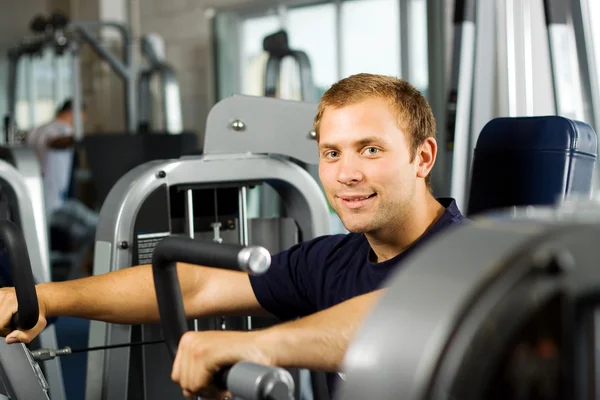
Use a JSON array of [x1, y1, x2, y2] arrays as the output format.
[[156, 170, 166, 178], [120, 241, 129, 249], [231, 120, 246, 132]]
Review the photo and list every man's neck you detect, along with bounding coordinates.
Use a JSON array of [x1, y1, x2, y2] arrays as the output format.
[[366, 192, 445, 263]]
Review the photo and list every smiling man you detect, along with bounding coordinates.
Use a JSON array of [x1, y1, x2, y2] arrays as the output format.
[[0, 74, 466, 399]]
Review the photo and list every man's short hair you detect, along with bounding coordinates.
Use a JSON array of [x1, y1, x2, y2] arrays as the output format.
[[56, 99, 86, 115], [313, 73, 437, 186]]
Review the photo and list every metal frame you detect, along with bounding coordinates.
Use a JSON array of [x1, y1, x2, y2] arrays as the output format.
[[0, 151, 65, 400], [446, 0, 476, 213], [338, 217, 600, 399], [544, 0, 584, 120], [570, 0, 600, 133], [138, 34, 184, 133], [86, 95, 330, 400], [7, 20, 138, 138], [426, 0, 448, 197], [0, 343, 50, 399]]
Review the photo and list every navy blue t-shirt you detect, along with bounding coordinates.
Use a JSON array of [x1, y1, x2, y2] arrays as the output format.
[[249, 198, 467, 396]]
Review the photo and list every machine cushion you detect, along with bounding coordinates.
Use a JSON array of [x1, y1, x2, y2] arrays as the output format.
[[467, 116, 597, 216]]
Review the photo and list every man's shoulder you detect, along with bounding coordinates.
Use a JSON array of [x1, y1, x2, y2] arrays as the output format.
[[275, 232, 367, 264], [437, 197, 469, 223]]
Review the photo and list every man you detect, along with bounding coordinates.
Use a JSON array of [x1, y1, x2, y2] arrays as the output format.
[[0, 74, 466, 399], [26, 99, 86, 214]]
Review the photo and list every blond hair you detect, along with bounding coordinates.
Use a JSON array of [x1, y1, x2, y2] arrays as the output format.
[[314, 73, 436, 186]]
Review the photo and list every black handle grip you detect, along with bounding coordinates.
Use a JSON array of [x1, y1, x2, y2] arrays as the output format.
[[151, 236, 271, 358], [151, 236, 294, 398], [0, 220, 39, 330]]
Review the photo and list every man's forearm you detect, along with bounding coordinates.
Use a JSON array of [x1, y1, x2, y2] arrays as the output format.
[[37, 263, 203, 324], [47, 136, 75, 149], [260, 290, 384, 372]]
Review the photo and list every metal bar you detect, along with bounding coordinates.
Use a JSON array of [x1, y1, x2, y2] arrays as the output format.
[[447, 0, 476, 211], [522, 0, 534, 116], [426, 0, 448, 196], [138, 70, 152, 131], [399, 0, 410, 81], [71, 24, 137, 132], [264, 56, 281, 97], [74, 26, 128, 79], [160, 65, 183, 133], [26, 58, 36, 129], [238, 185, 252, 330], [185, 190, 195, 239], [52, 52, 62, 106], [71, 42, 84, 141], [7, 51, 19, 130], [505, 0, 518, 116], [184, 189, 199, 333], [293, 51, 316, 102], [335, 0, 343, 80], [571, 0, 600, 131]]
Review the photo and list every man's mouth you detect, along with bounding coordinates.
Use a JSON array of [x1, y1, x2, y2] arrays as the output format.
[[337, 193, 377, 208], [339, 193, 377, 202]]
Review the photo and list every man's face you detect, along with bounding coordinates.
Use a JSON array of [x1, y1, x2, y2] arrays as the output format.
[[318, 97, 418, 234]]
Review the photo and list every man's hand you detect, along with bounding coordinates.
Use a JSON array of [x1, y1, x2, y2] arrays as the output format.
[[0, 287, 48, 343], [172, 330, 273, 399]]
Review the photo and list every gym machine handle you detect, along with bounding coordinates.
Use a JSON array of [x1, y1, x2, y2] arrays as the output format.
[[0, 219, 39, 330], [152, 236, 295, 400]]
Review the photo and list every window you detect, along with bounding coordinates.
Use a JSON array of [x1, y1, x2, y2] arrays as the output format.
[[12, 47, 72, 130], [213, 0, 430, 234], [340, 0, 400, 78], [285, 3, 337, 99], [240, 13, 282, 96]]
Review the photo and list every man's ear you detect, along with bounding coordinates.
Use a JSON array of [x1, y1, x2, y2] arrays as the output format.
[[415, 137, 437, 179]]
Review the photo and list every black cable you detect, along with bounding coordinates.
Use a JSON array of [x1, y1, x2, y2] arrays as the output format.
[[70, 339, 165, 354]]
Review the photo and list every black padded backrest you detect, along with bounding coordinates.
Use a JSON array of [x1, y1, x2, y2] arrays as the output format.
[[467, 116, 597, 216], [82, 132, 200, 207]]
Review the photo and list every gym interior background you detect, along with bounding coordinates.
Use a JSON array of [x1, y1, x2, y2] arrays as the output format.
[[1, 1, 600, 400], [3, 0, 600, 220]]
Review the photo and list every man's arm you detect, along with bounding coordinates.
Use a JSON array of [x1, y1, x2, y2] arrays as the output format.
[[0, 263, 268, 343], [172, 289, 384, 397], [262, 289, 384, 371], [47, 135, 75, 149]]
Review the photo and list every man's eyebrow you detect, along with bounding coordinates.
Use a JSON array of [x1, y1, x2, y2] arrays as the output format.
[[318, 136, 388, 151], [353, 136, 387, 147], [318, 142, 339, 151]]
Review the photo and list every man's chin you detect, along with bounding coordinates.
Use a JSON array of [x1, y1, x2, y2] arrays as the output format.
[[339, 219, 371, 234]]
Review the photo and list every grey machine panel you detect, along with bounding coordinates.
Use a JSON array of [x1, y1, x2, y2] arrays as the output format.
[[86, 95, 330, 400], [0, 149, 66, 400], [337, 215, 600, 400], [0, 342, 50, 399]]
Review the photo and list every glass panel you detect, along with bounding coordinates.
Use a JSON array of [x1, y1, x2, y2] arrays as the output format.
[[340, 0, 400, 78], [240, 13, 282, 96], [285, 3, 338, 99]]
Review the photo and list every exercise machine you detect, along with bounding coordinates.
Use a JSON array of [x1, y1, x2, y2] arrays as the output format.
[[83, 94, 330, 400], [337, 198, 600, 399], [0, 150, 66, 400], [137, 33, 184, 134], [444, 0, 600, 210], [5, 12, 185, 140], [152, 236, 295, 400], [0, 218, 296, 400]]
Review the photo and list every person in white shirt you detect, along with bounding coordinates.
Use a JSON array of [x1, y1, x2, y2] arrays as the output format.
[[26, 99, 86, 215]]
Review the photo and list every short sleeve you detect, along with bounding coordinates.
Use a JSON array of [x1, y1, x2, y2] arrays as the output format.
[[249, 238, 327, 321]]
